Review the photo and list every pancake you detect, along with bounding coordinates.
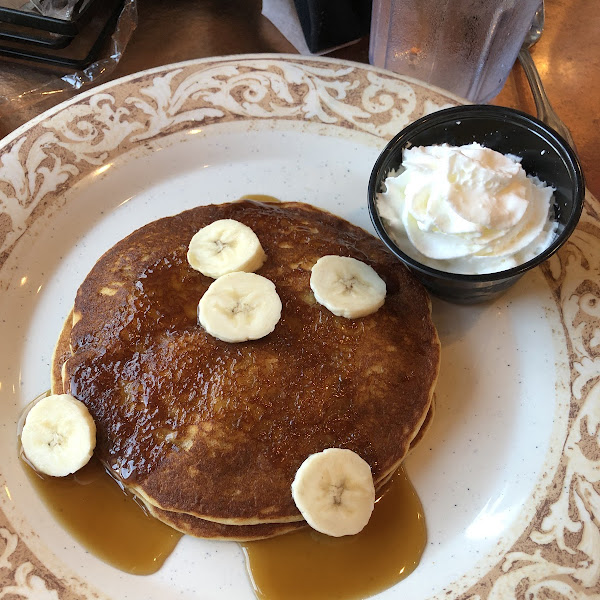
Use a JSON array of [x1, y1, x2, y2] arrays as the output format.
[[143, 501, 306, 541], [51, 310, 73, 396], [52, 320, 435, 541], [52, 304, 436, 539], [61, 200, 440, 526]]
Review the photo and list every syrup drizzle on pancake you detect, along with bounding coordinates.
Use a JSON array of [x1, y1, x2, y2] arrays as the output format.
[[18, 392, 182, 575], [20, 441, 424, 593], [64, 201, 439, 524]]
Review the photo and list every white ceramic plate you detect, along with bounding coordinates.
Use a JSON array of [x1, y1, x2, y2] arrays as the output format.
[[1, 55, 599, 600]]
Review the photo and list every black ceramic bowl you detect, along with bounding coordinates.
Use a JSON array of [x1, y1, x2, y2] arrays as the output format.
[[368, 105, 585, 304]]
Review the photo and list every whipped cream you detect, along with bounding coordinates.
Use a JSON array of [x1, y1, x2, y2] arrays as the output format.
[[376, 143, 557, 275]]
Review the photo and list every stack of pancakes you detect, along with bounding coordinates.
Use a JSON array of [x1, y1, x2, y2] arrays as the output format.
[[51, 201, 440, 541]]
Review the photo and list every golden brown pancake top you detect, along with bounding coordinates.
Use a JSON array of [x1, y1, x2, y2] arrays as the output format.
[[53, 312, 435, 538], [64, 201, 440, 523]]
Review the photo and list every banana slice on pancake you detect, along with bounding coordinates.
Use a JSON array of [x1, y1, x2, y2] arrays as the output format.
[[198, 271, 282, 343], [291, 448, 376, 537], [187, 219, 267, 278], [21, 394, 96, 477], [310, 255, 386, 318]]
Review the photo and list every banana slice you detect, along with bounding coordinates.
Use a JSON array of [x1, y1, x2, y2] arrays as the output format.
[[198, 271, 282, 343], [310, 255, 386, 318], [291, 448, 375, 537], [187, 219, 267, 278], [21, 394, 96, 477]]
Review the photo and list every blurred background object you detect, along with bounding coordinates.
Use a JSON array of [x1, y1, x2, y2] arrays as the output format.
[[0, 0, 596, 198], [368, 0, 540, 103], [517, 2, 576, 151], [292, 0, 370, 53], [0, 0, 135, 118], [263, 0, 371, 54], [0, 0, 127, 68]]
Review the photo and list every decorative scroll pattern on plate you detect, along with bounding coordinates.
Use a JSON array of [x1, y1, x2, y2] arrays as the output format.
[[0, 524, 72, 599], [0, 56, 453, 265], [457, 195, 600, 600], [0, 55, 598, 600]]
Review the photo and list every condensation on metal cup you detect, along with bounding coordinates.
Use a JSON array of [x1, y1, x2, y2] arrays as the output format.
[[369, 0, 541, 103]]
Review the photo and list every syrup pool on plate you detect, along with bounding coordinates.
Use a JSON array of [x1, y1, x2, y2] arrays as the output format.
[[21, 457, 182, 575], [18, 392, 182, 575], [20, 424, 426, 595], [238, 194, 282, 203], [242, 466, 426, 600]]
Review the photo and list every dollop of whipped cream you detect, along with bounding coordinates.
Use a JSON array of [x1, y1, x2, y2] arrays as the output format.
[[376, 143, 557, 274]]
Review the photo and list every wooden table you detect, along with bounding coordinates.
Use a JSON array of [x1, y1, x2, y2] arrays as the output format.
[[0, 0, 597, 196]]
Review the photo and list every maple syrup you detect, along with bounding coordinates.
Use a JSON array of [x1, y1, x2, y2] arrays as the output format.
[[242, 466, 426, 600], [21, 456, 182, 575], [18, 391, 182, 574], [22, 449, 425, 596], [238, 194, 282, 203]]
